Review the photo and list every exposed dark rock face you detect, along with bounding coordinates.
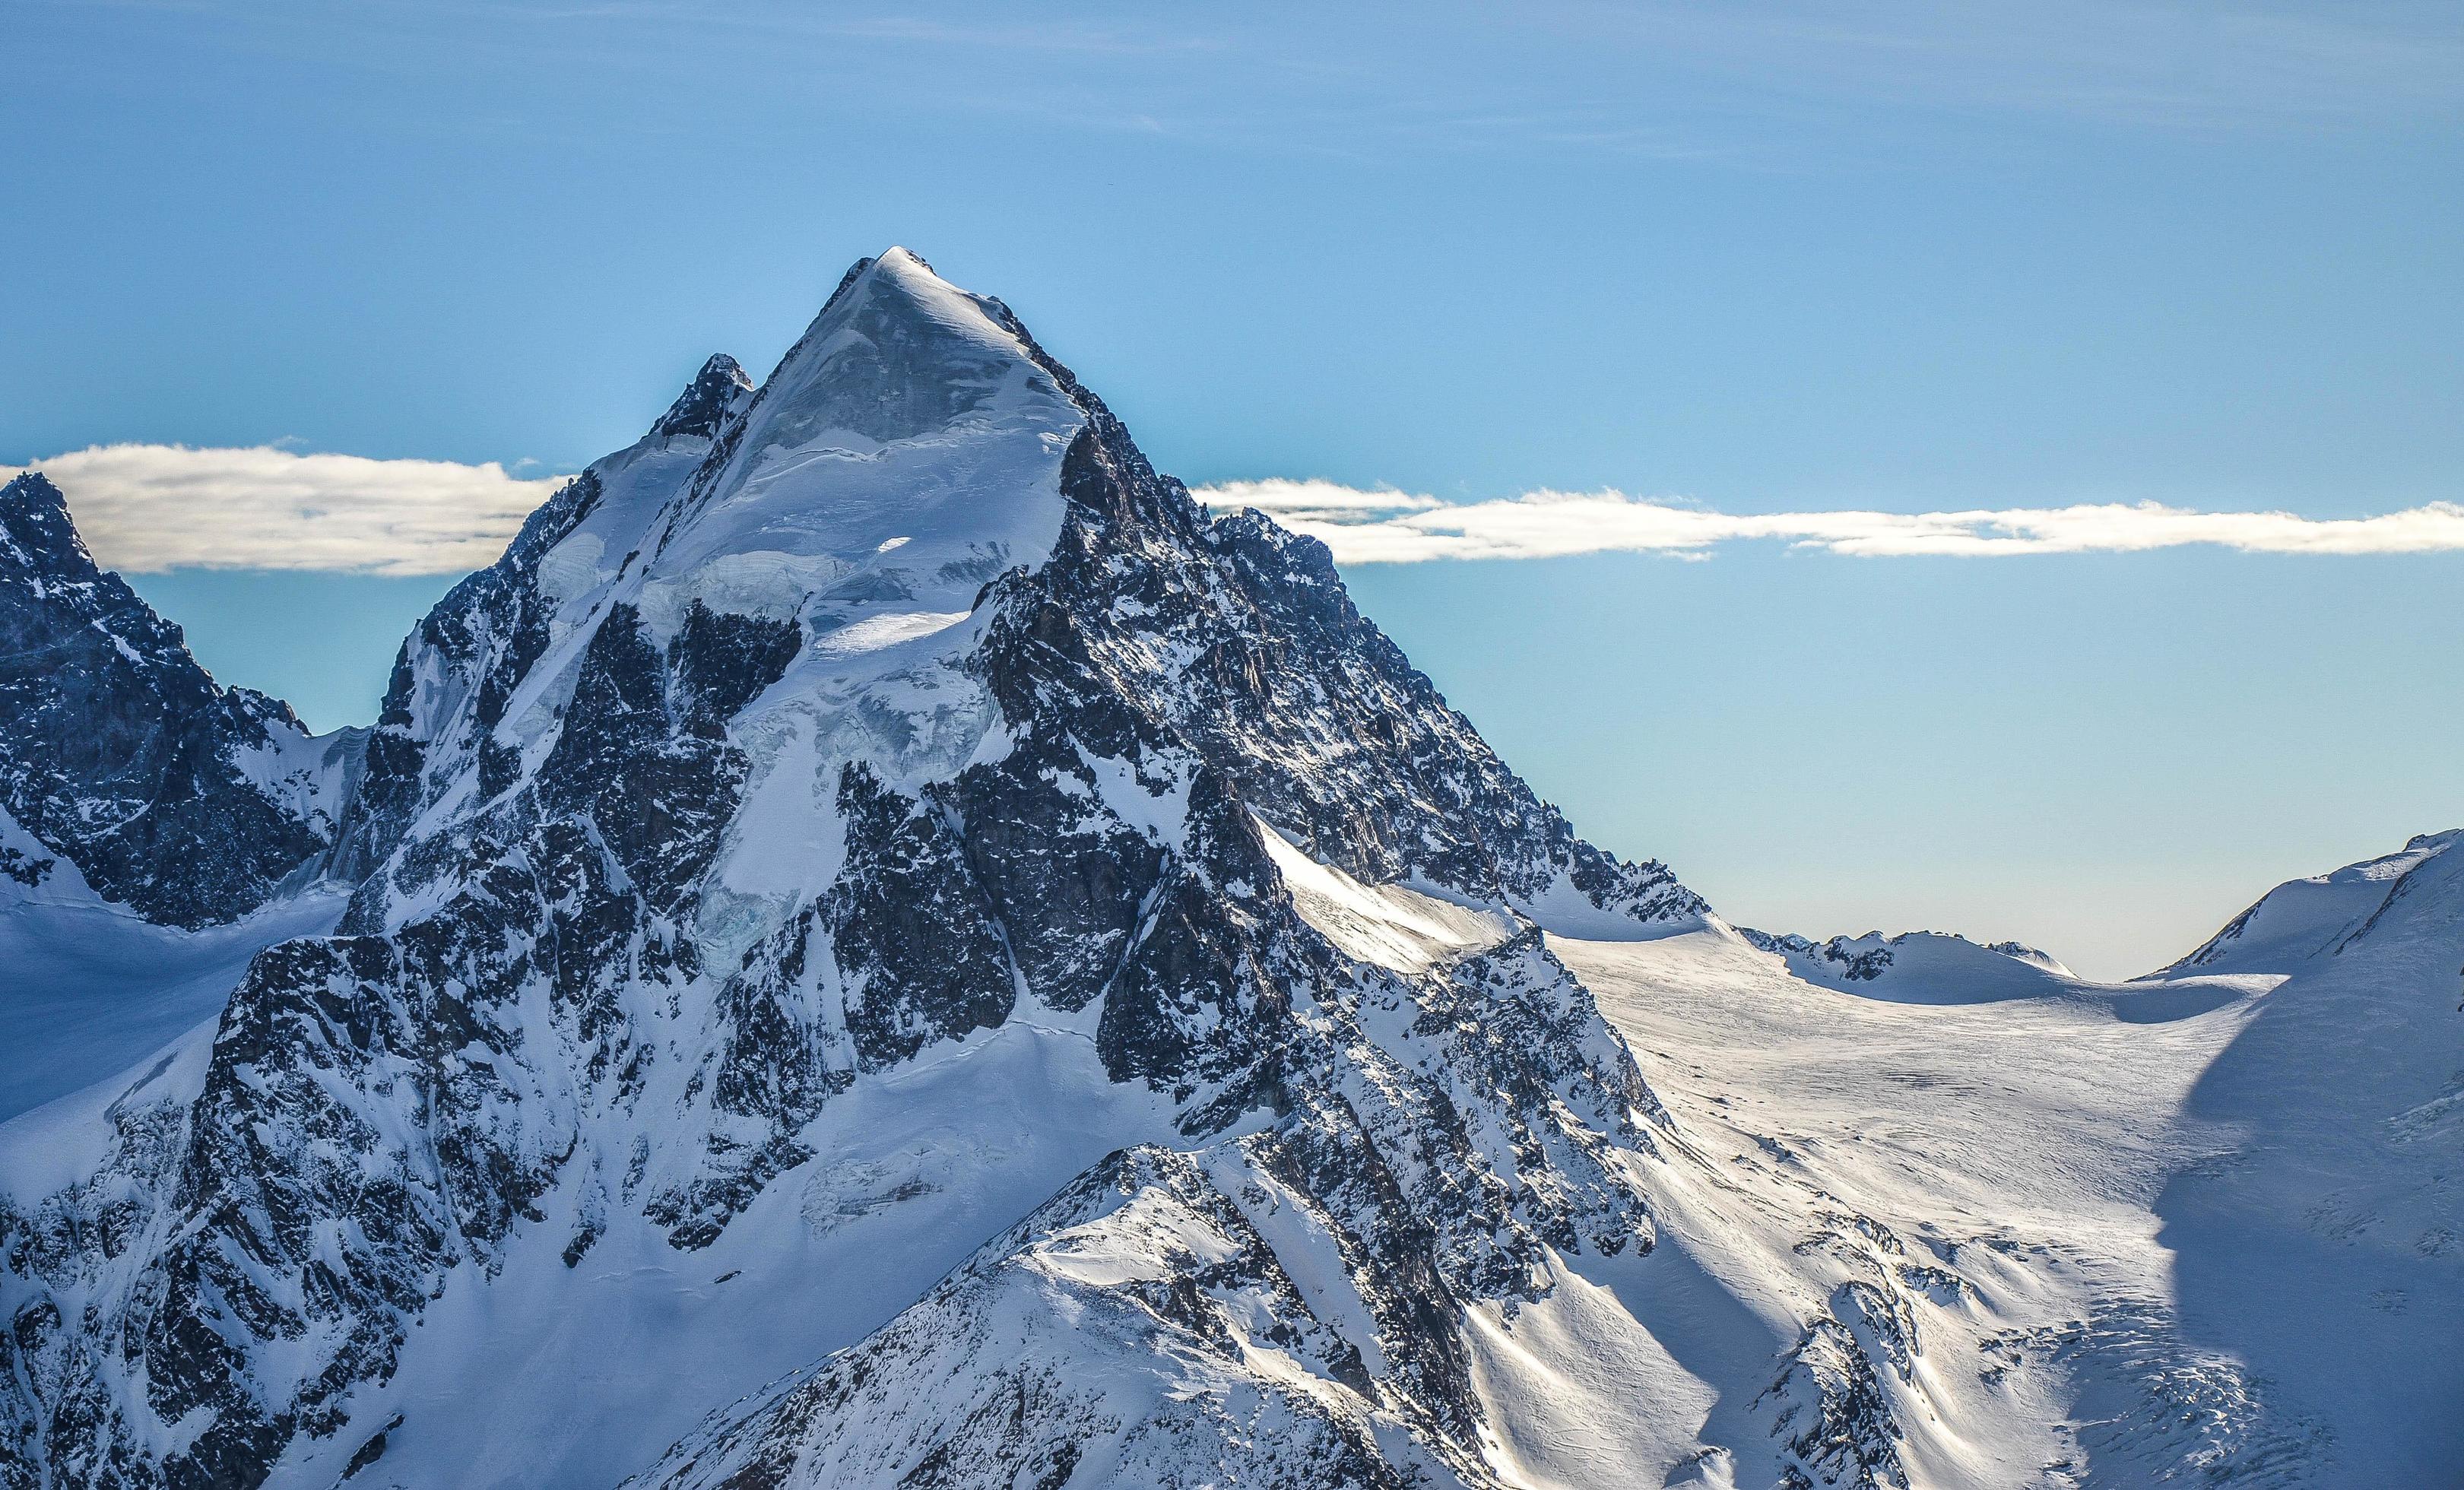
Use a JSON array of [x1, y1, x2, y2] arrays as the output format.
[[1757, 1312, 1909, 1490], [978, 304, 1704, 930], [0, 842, 52, 888], [328, 358, 760, 889], [1745, 928, 1900, 981], [649, 355, 756, 442], [826, 762, 1017, 1072], [639, 911, 1670, 1490], [0, 472, 345, 926]]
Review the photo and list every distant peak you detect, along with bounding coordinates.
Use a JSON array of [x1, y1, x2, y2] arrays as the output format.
[[649, 353, 756, 442]]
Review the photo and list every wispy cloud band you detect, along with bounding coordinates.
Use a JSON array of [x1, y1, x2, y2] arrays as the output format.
[[1197, 479, 2464, 563], [6, 448, 2458, 577], [3, 445, 560, 575]]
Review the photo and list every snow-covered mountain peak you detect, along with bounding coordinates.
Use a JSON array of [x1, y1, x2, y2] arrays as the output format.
[[730, 243, 1070, 459], [1740, 924, 2080, 1000], [318, 238, 1707, 1070], [13, 248, 2460, 1488], [611, 249, 1078, 657]]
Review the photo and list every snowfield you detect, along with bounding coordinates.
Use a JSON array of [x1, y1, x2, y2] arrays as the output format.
[[1267, 845, 2464, 1487]]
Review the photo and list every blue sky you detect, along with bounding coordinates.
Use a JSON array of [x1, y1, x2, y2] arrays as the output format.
[[5, 2, 2460, 975]]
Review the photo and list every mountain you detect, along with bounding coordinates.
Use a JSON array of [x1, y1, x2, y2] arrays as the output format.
[[0, 472, 354, 928], [0, 473, 360, 1118], [0, 249, 1700, 1488], [2, 250, 2456, 1489]]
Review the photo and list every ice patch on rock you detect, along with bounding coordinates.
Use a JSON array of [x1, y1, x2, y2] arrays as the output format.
[[637, 549, 852, 642], [1257, 817, 1516, 973], [811, 609, 972, 658]]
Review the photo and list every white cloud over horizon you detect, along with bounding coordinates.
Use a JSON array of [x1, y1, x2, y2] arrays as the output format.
[[3, 444, 562, 576], [1197, 479, 2464, 563], [8, 446, 2462, 577]]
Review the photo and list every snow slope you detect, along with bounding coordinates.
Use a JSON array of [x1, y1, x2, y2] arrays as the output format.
[[0, 795, 348, 1123], [2159, 829, 2459, 975], [0, 870, 345, 1122], [2153, 832, 2464, 1485], [325, 1021, 1189, 1488], [1544, 832, 2463, 1488], [0, 464, 360, 1120], [1565, 928, 2273, 1485]]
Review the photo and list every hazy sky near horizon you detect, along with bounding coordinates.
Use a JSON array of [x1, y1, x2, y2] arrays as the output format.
[[6, 1, 2461, 977]]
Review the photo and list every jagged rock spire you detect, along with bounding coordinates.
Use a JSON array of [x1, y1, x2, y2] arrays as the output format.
[[648, 353, 754, 442]]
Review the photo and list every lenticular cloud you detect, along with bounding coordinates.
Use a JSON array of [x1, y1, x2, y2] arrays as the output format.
[[1197, 480, 2464, 563]]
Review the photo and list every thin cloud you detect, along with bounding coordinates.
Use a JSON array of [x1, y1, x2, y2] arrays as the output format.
[[1197, 482, 2464, 563], [8, 448, 2458, 576], [1200, 478, 1442, 515], [2, 444, 560, 576]]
